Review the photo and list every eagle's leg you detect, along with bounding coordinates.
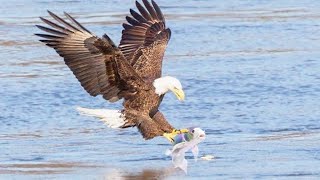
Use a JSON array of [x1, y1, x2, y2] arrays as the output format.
[[137, 119, 163, 140], [151, 111, 189, 143], [151, 111, 174, 132], [125, 110, 163, 139]]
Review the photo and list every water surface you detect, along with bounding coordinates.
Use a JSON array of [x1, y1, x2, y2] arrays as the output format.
[[1, 0, 320, 179]]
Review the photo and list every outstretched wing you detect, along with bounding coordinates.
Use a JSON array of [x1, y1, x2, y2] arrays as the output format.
[[119, 0, 171, 81], [35, 11, 146, 102]]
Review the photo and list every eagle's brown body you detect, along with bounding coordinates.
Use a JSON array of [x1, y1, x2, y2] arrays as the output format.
[[36, 0, 176, 139], [122, 91, 173, 139]]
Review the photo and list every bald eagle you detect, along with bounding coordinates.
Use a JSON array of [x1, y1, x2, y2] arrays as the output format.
[[35, 0, 187, 141]]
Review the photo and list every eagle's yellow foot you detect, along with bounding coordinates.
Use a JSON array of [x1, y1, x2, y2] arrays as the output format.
[[163, 129, 189, 143], [176, 128, 189, 133], [163, 132, 175, 143]]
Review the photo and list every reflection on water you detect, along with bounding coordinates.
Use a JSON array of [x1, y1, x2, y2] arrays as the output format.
[[107, 168, 177, 180], [0, 162, 101, 175], [1, 0, 320, 179]]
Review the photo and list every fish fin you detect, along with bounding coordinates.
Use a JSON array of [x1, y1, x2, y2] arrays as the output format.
[[179, 158, 188, 174], [172, 150, 188, 174], [191, 145, 199, 162]]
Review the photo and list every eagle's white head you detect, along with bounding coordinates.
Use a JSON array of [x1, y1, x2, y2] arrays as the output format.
[[153, 76, 185, 101]]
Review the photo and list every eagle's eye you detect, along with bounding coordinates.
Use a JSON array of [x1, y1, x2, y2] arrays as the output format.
[[192, 129, 195, 133]]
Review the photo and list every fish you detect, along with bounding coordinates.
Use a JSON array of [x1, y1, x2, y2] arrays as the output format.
[[165, 127, 206, 174]]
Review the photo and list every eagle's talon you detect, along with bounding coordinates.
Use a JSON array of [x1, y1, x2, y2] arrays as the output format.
[[163, 133, 175, 143], [172, 129, 180, 134], [172, 128, 189, 134], [163, 128, 189, 143], [179, 128, 189, 133]]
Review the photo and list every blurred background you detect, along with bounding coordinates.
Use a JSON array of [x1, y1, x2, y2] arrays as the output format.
[[1, 0, 320, 179]]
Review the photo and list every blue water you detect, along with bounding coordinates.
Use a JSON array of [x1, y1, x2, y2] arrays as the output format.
[[1, 0, 320, 179]]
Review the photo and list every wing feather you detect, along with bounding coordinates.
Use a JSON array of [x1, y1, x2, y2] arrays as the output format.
[[64, 12, 92, 33], [126, 16, 140, 26], [130, 9, 148, 24], [142, 0, 158, 20], [136, 1, 152, 21], [119, 0, 171, 81], [47, 11, 80, 32], [40, 17, 73, 33], [151, 0, 165, 22], [35, 25, 68, 36], [36, 11, 145, 101]]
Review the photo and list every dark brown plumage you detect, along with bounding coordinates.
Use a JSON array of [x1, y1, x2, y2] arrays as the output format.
[[35, 0, 178, 140], [120, 0, 171, 81]]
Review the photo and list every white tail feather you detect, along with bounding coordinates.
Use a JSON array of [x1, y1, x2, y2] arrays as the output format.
[[76, 107, 125, 128]]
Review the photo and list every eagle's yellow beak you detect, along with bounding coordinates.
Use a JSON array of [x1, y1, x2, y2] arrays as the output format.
[[172, 87, 185, 101]]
